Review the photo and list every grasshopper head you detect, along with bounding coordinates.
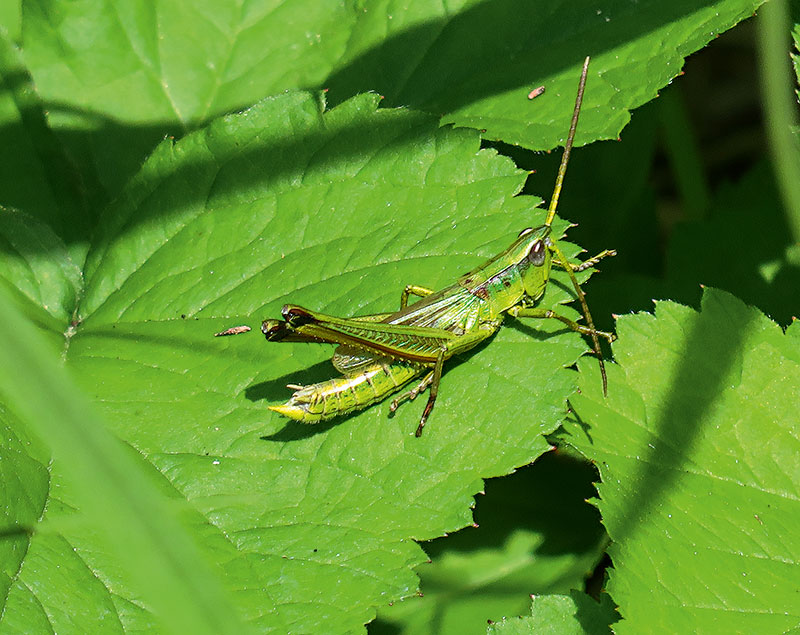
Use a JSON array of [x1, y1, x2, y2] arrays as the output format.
[[515, 225, 552, 301]]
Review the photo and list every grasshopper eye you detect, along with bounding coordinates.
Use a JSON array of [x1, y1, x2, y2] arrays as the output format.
[[518, 227, 533, 237], [528, 241, 546, 266]]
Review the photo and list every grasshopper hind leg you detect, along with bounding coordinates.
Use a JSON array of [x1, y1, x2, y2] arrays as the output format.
[[388, 348, 447, 437], [415, 351, 446, 436]]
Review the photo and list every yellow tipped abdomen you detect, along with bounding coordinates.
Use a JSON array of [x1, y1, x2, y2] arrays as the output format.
[[269, 362, 422, 424]]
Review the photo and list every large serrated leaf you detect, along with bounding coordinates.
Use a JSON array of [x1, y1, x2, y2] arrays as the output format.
[[1, 90, 601, 633], [564, 288, 800, 633], [20, 0, 764, 208]]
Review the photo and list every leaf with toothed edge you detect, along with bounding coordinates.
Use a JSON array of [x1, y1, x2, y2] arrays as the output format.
[[3, 89, 600, 633], [563, 288, 800, 634]]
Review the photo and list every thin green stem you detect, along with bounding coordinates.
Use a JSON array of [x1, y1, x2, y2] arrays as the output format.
[[757, 0, 800, 244], [658, 86, 711, 222]]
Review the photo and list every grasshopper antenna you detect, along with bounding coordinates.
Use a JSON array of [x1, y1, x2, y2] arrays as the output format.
[[545, 55, 590, 229], [542, 56, 610, 395]]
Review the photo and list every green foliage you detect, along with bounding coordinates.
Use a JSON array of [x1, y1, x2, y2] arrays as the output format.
[[0, 286, 243, 635], [375, 454, 606, 634], [488, 592, 618, 634], [564, 289, 800, 633], [1, 0, 797, 633], [2, 86, 591, 633]]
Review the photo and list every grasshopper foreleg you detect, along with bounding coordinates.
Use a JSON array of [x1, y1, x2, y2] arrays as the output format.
[[400, 285, 435, 309], [546, 241, 610, 395], [559, 249, 617, 272]]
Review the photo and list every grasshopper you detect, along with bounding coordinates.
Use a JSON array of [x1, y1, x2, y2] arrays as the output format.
[[259, 57, 615, 436]]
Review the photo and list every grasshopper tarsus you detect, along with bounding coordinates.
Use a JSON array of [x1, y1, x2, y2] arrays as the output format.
[[569, 249, 617, 273], [415, 398, 436, 437]]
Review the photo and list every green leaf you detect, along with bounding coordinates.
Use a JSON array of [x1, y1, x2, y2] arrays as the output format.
[[0, 284, 245, 635], [0, 1, 20, 42], [0, 208, 82, 324], [328, 0, 767, 150], [374, 453, 607, 635], [564, 288, 800, 633], [2, 91, 597, 632], [487, 591, 618, 634], [21, 0, 764, 207], [0, 31, 86, 246]]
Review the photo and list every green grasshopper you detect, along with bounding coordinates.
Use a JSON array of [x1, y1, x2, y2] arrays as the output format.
[[260, 57, 615, 436]]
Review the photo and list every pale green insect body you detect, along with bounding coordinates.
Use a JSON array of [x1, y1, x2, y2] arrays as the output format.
[[271, 361, 422, 422], [264, 224, 556, 424]]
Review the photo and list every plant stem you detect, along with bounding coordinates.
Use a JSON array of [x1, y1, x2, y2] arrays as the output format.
[[757, 0, 800, 244]]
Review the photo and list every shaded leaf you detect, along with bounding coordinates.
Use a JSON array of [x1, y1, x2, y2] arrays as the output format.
[[0, 31, 86, 246], [374, 453, 606, 635], [21, 0, 764, 208]]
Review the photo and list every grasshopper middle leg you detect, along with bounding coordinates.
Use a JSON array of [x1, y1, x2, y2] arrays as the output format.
[[390, 370, 434, 412], [509, 306, 615, 343]]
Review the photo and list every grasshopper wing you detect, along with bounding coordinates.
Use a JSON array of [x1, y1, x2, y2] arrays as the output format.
[[332, 346, 393, 375], [280, 305, 461, 363], [386, 284, 484, 333]]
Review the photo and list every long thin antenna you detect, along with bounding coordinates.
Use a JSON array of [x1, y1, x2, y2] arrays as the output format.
[[545, 56, 590, 228], [542, 56, 609, 395]]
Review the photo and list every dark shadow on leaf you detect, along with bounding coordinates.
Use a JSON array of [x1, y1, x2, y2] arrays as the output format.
[[389, 451, 606, 634], [245, 360, 334, 403], [507, 318, 583, 343], [260, 418, 340, 443], [0, 91, 444, 263], [2, 0, 730, 265], [609, 290, 752, 545], [564, 408, 594, 445], [367, 619, 402, 635], [660, 163, 800, 325], [421, 451, 604, 559], [0, 523, 33, 539]]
